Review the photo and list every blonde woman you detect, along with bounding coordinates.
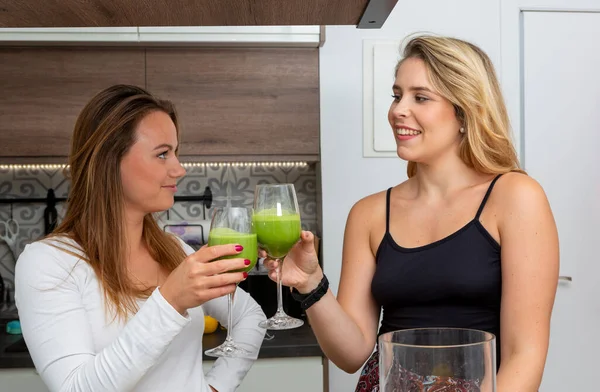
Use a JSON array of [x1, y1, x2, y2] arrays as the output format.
[[266, 35, 559, 391], [15, 85, 266, 392]]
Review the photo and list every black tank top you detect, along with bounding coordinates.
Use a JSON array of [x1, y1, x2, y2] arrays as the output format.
[[371, 175, 503, 363]]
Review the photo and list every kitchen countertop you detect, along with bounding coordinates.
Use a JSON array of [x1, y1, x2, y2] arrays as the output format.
[[0, 320, 323, 369]]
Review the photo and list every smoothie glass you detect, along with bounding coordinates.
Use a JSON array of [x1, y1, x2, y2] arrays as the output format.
[[379, 328, 497, 392], [253, 184, 303, 330], [204, 207, 258, 358]]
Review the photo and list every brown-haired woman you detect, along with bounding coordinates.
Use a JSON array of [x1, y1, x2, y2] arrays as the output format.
[[15, 84, 266, 392], [266, 35, 559, 391]]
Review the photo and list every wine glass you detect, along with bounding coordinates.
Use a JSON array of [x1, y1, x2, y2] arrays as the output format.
[[253, 183, 304, 330], [379, 328, 497, 391], [204, 207, 258, 358]]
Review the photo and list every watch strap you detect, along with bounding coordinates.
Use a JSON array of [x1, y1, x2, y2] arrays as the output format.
[[291, 274, 329, 310]]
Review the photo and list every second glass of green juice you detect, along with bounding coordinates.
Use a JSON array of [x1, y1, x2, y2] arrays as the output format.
[[253, 209, 301, 259], [253, 183, 304, 330]]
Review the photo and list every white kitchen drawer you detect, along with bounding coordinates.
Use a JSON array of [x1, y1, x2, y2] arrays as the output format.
[[0, 368, 49, 392], [204, 356, 324, 392]]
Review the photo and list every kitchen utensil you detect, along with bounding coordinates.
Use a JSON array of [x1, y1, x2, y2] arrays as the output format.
[[0, 219, 19, 259]]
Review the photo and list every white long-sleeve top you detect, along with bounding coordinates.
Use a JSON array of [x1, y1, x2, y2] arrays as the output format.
[[14, 237, 267, 392]]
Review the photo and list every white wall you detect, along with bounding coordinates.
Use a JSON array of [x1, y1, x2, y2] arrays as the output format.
[[319, 1, 501, 390]]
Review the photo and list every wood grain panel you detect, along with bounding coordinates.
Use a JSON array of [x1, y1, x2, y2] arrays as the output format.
[[146, 48, 320, 159], [0, 0, 368, 27], [0, 47, 145, 158]]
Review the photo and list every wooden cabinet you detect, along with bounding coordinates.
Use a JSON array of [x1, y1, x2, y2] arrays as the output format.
[[0, 47, 145, 161], [0, 47, 319, 163], [0, 0, 378, 28], [146, 48, 320, 162]]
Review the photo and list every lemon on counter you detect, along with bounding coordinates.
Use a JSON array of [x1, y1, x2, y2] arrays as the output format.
[[432, 363, 453, 377], [204, 315, 219, 334]]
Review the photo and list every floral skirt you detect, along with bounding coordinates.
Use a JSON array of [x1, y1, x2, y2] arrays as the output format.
[[355, 350, 482, 392], [355, 350, 381, 392]]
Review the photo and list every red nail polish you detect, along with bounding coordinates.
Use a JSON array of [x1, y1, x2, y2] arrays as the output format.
[[235, 245, 244, 252], [244, 259, 251, 265], [243, 272, 248, 279]]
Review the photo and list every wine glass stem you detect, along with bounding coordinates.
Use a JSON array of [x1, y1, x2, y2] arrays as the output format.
[[276, 259, 284, 314], [225, 291, 234, 343]]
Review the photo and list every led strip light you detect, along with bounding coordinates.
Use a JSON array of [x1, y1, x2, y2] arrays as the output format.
[[0, 162, 309, 170]]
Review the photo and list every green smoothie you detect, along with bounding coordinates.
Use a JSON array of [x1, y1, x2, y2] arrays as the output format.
[[253, 209, 301, 259], [208, 227, 258, 273]]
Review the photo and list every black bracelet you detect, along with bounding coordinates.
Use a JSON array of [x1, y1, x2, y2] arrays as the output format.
[[291, 274, 329, 310]]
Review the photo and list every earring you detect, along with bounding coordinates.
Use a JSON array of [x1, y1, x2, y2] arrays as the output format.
[[459, 127, 465, 134]]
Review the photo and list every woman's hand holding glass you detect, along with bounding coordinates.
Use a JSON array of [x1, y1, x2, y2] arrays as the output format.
[[159, 244, 249, 316], [261, 230, 323, 294]]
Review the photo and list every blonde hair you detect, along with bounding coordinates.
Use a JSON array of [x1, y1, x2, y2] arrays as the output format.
[[397, 35, 524, 177], [48, 85, 187, 320]]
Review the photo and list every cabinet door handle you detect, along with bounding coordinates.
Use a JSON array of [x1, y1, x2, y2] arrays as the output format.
[[558, 276, 572, 282]]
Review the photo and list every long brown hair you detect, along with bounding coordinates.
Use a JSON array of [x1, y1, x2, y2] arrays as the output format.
[[49, 84, 186, 319], [397, 35, 523, 177]]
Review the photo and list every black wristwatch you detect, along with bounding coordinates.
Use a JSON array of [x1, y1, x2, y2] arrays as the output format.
[[291, 274, 329, 310]]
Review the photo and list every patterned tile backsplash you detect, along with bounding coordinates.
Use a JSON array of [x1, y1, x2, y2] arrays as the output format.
[[0, 164, 319, 296]]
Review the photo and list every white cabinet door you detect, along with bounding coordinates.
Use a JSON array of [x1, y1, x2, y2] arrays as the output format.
[[522, 10, 600, 391], [204, 357, 324, 392]]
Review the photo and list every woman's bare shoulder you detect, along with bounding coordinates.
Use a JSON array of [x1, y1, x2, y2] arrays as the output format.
[[495, 172, 547, 202], [493, 171, 551, 219], [348, 181, 411, 228], [350, 188, 392, 220]]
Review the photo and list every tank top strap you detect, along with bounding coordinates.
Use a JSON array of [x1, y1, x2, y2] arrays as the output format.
[[475, 174, 504, 220], [385, 187, 392, 233]]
